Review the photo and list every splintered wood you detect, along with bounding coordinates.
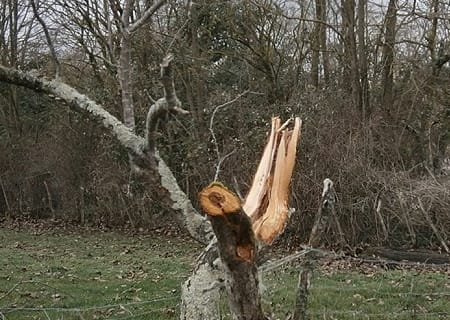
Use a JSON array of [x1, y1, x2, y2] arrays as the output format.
[[197, 117, 301, 320], [244, 117, 302, 244], [199, 117, 302, 246]]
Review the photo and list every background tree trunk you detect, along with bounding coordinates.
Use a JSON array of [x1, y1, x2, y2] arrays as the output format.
[[341, 0, 362, 111], [381, 0, 397, 109], [357, 0, 369, 118]]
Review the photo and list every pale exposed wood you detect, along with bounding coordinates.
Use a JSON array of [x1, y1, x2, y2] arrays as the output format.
[[199, 183, 241, 216], [196, 117, 301, 318], [243, 117, 280, 219], [252, 117, 302, 244]]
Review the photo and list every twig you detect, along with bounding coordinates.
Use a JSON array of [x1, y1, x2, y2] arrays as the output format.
[[42, 310, 51, 320], [277, 118, 292, 132], [259, 248, 317, 273], [209, 90, 250, 181], [213, 150, 236, 182], [375, 196, 388, 241], [166, 16, 191, 53], [232, 176, 244, 201], [0, 177, 10, 212], [29, 0, 61, 78], [0, 281, 24, 301], [418, 198, 449, 253], [144, 89, 156, 104]]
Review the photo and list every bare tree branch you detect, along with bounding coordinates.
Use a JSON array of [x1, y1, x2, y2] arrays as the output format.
[[29, 0, 61, 78], [0, 63, 212, 244], [209, 90, 250, 181], [128, 0, 166, 33], [0, 64, 143, 155], [145, 54, 188, 153]]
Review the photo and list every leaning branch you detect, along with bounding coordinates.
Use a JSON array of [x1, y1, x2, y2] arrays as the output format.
[[128, 0, 166, 33], [0, 60, 212, 245], [0, 64, 144, 156]]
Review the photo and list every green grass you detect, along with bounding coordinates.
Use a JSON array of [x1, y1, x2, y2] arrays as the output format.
[[0, 228, 201, 320], [1, 228, 449, 320], [263, 265, 450, 319]]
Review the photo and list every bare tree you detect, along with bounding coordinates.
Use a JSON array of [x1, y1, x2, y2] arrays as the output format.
[[311, 0, 329, 87], [357, 0, 369, 117], [341, 0, 362, 111], [381, 0, 397, 109]]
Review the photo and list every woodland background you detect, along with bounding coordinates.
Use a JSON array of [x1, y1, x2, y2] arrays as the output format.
[[0, 0, 449, 250]]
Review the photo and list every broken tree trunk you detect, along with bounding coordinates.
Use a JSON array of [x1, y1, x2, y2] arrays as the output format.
[[199, 183, 266, 320], [195, 117, 302, 320]]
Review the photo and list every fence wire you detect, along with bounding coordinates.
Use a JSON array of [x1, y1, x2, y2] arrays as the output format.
[[1, 248, 449, 320]]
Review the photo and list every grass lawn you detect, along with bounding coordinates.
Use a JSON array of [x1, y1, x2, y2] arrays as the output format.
[[1, 227, 449, 319], [263, 264, 450, 319], [0, 227, 201, 320]]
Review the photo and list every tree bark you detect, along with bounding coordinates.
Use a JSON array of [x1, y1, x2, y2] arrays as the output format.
[[199, 183, 266, 320], [341, 0, 362, 111], [193, 118, 301, 320], [310, 0, 320, 88], [381, 0, 397, 109], [292, 178, 338, 320], [0, 63, 213, 244], [311, 0, 328, 88], [319, 0, 330, 85], [357, 0, 369, 118], [180, 241, 224, 320], [292, 266, 312, 320]]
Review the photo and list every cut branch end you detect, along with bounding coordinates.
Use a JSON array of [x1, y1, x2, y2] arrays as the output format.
[[199, 183, 241, 216]]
